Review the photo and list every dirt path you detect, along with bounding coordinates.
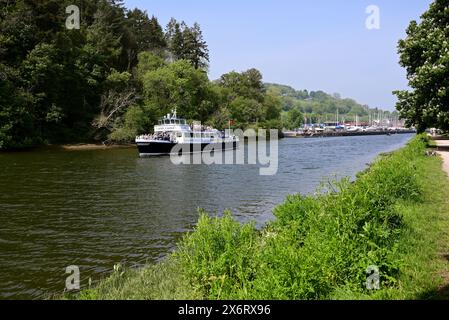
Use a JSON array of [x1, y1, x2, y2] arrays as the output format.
[[432, 139, 449, 299], [435, 140, 449, 177]]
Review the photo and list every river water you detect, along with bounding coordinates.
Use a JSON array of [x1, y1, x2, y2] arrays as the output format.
[[0, 134, 414, 299]]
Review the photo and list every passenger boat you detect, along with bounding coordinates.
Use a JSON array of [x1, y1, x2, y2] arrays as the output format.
[[135, 110, 239, 157]]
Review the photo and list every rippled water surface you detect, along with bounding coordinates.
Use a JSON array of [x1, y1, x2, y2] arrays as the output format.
[[0, 134, 414, 299]]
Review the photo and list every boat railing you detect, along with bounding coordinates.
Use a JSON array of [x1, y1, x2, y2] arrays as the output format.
[[137, 133, 174, 142]]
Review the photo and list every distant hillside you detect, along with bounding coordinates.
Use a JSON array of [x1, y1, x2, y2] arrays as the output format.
[[265, 83, 397, 123]]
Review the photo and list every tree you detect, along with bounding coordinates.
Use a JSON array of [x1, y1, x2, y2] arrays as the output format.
[[125, 9, 166, 69], [264, 90, 282, 120], [92, 70, 137, 139], [127, 10, 166, 53], [165, 19, 209, 70], [108, 104, 151, 142], [282, 107, 303, 130], [140, 59, 216, 122], [229, 97, 263, 124], [0, 63, 38, 149], [0, 1, 40, 66], [218, 68, 266, 103], [135, 52, 167, 80], [183, 22, 209, 70], [217, 68, 278, 126], [20, 43, 65, 139], [394, 0, 449, 132], [165, 18, 184, 61], [0, 0, 135, 147]]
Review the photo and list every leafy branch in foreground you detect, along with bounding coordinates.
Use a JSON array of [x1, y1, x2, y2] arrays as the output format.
[[394, 0, 449, 132]]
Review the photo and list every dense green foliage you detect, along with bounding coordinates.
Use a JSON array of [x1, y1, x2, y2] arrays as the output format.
[[0, 0, 209, 148], [0, 0, 284, 148], [394, 0, 449, 132], [0, 1, 393, 149], [73, 135, 449, 300]]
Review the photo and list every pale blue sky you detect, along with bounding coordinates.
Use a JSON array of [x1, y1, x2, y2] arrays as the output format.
[[123, 0, 432, 110]]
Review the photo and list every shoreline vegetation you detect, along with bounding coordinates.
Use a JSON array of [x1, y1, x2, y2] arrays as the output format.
[[1, 143, 136, 153], [1, 1, 398, 151], [66, 135, 449, 300], [52, 143, 135, 151]]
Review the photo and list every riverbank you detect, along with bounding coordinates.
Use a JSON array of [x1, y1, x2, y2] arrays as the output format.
[[56, 143, 135, 151], [0, 143, 135, 152], [68, 135, 449, 300]]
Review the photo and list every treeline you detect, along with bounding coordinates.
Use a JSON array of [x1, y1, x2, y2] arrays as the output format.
[[0, 0, 388, 149], [267, 83, 399, 126], [0, 0, 209, 148], [111, 60, 286, 142], [0, 0, 290, 149]]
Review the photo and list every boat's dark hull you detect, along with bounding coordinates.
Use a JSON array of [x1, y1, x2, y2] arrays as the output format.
[[136, 141, 238, 156]]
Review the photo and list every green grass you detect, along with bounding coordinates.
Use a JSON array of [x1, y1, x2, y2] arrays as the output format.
[[70, 260, 201, 300], [70, 134, 449, 300]]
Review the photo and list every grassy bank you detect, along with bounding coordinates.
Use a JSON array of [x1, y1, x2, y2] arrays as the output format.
[[72, 135, 449, 300]]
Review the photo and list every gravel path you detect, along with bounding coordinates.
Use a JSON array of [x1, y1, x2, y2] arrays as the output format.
[[435, 140, 449, 176]]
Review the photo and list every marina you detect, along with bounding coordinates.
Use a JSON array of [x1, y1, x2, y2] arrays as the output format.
[[283, 125, 416, 138]]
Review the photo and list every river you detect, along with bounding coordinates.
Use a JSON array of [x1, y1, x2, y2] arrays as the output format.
[[0, 134, 414, 299]]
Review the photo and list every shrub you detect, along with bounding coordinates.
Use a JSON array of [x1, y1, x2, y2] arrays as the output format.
[[176, 211, 258, 299], [174, 135, 428, 299]]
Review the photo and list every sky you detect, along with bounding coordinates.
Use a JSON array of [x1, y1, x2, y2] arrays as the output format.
[[123, 0, 433, 111]]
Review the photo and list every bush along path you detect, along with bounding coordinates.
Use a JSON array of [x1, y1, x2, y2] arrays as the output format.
[[73, 135, 449, 300]]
